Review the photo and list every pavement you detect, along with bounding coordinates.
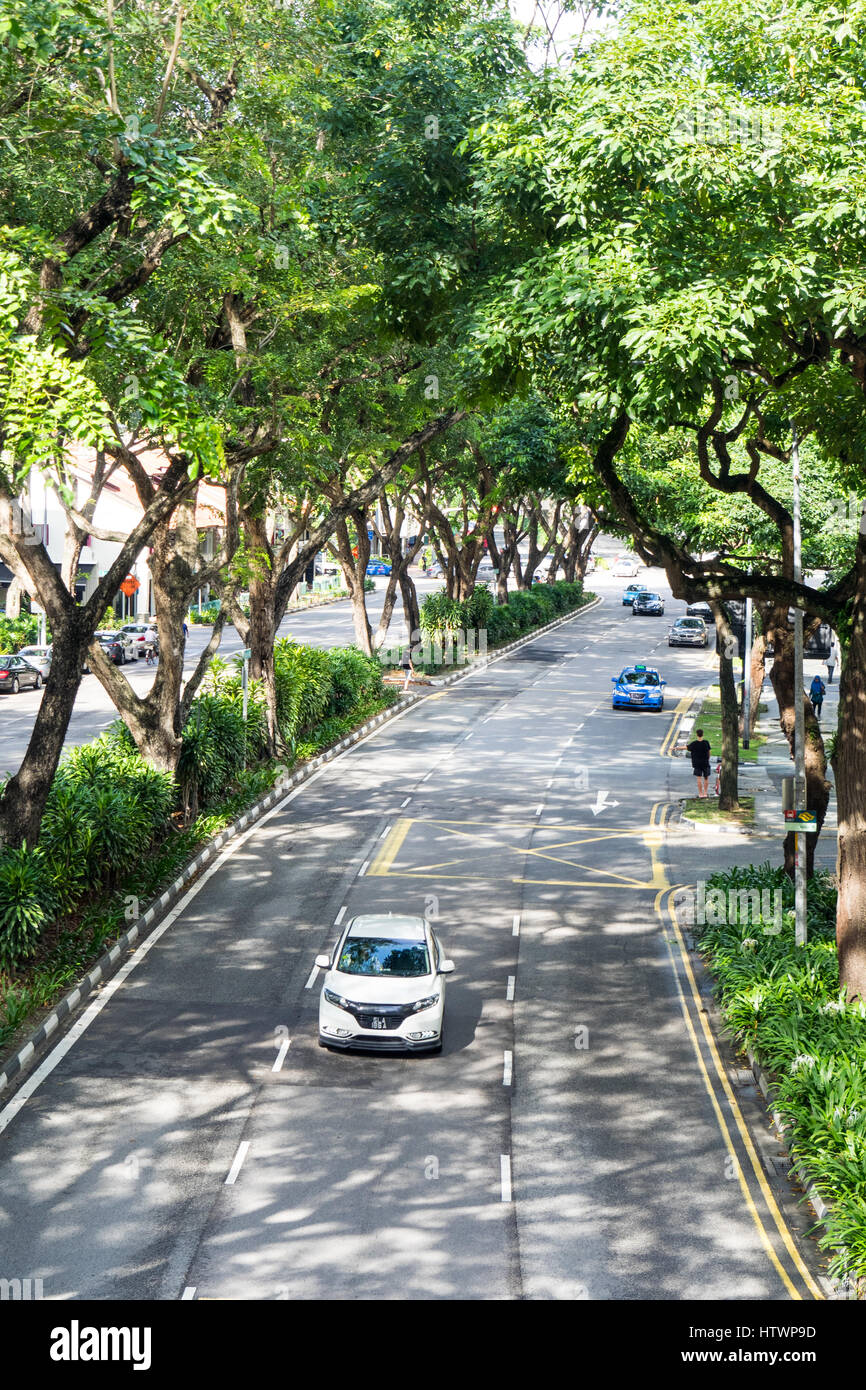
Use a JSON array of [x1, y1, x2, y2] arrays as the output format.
[[0, 554, 832, 1301]]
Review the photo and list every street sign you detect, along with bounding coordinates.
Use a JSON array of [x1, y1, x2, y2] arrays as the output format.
[[783, 810, 818, 833], [119, 575, 140, 597], [241, 648, 252, 660]]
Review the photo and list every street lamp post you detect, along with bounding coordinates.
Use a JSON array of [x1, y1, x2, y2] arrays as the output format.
[[743, 596, 753, 749], [792, 425, 807, 947]]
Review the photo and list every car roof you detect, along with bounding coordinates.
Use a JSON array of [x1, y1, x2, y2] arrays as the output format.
[[619, 665, 660, 677], [346, 914, 428, 941]]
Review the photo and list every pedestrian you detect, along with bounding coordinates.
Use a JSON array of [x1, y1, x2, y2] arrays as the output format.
[[809, 673, 825, 718], [182, 619, 189, 639], [713, 758, 722, 797], [826, 635, 841, 684], [678, 727, 712, 798], [401, 644, 415, 691]]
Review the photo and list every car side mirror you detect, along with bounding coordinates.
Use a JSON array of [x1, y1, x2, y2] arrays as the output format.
[[439, 959, 456, 975], [611, 676, 617, 683], [661, 680, 667, 686], [315, 954, 331, 969]]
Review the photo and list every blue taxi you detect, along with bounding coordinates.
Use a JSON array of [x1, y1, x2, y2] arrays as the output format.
[[611, 663, 666, 711]]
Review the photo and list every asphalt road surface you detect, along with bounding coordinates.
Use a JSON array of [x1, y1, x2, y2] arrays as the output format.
[[0, 577, 443, 774], [0, 564, 827, 1300]]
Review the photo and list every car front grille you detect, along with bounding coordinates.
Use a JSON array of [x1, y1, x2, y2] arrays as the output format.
[[347, 1002, 415, 1030]]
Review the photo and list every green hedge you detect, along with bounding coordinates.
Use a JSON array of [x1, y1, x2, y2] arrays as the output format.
[[697, 862, 866, 1285]]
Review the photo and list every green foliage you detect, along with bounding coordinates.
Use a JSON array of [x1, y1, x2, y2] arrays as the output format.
[[273, 640, 334, 749], [0, 614, 39, 651], [698, 861, 866, 1281], [0, 848, 57, 970], [326, 646, 385, 715]]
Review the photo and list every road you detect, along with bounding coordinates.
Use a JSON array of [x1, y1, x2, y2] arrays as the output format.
[[0, 563, 827, 1300], [0, 577, 442, 774]]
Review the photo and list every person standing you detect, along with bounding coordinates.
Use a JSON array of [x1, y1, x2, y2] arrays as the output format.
[[401, 645, 415, 691], [826, 635, 841, 684], [809, 673, 825, 718], [677, 727, 712, 798]]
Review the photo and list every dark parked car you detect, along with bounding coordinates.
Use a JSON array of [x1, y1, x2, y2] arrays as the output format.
[[686, 601, 713, 621], [96, 631, 133, 665], [632, 591, 665, 616], [0, 654, 43, 693]]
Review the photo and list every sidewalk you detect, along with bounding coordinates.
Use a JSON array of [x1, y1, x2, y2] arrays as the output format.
[[733, 656, 838, 869]]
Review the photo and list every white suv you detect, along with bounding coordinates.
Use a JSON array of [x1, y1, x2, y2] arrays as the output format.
[[318, 914, 454, 1054]]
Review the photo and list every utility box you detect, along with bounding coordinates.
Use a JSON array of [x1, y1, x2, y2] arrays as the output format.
[[781, 776, 795, 811]]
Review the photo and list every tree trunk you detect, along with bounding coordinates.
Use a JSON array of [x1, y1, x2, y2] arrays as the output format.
[[833, 590, 866, 998], [767, 608, 830, 879], [0, 613, 93, 847], [712, 603, 740, 811]]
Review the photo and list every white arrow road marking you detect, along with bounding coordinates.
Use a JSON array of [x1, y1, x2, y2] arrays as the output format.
[[591, 789, 620, 816]]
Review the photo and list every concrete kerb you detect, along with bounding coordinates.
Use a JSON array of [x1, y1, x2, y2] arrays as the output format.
[[0, 592, 601, 1101]]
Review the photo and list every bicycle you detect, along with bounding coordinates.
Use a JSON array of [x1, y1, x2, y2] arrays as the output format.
[[144, 642, 156, 666]]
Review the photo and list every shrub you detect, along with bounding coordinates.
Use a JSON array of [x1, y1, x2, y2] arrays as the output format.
[[0, 848, 58, 971], [273, 639, 334, 748], [178, 693, 248, 817], [327, 646, 385, 715]]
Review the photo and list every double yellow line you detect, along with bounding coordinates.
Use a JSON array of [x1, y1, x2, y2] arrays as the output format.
[[660, 685, 701, 758], [654, 879, 824, 1301]]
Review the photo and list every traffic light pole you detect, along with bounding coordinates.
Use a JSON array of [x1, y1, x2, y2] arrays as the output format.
[[792, 425, 807, 947]]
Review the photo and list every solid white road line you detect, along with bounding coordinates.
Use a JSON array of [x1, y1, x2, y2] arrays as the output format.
[[358, 860, 369, 877], [272, 1037, 291, 1072], [503, 1050, 513, 1086], [512, 913, 520, 936], [500, 1154, 512, 1202], [334, 906, 347, 926], [400, 797, 411, 807], [305, 965, 320, 990], [181, 1287, 196, 1300], [575, 722, 584, 731], [506, 976, 516, 1002], [421, 769, 433, 781], [379, 824, 391, 839], [535, 804, 543, 816], [225, 1140, 250, 1185]]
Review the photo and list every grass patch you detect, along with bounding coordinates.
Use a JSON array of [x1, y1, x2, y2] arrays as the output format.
[[696, 862, 866, 1288], [683, 795, 755, 825], [690, 686, 766, 763]]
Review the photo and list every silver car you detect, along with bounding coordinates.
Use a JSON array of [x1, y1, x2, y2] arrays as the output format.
[[16, 644, 52, 678]]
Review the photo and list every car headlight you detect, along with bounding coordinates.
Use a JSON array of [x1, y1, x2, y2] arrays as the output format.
[[411, 994, 440, 1013], [324, 988, 351, 1011]]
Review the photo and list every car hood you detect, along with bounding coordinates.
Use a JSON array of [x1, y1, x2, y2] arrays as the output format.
[[324, 972, 437, 1004], [618, 681, 660, 694]]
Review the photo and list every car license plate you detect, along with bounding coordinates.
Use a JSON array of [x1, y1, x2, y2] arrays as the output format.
[[370, 1017, 387, 1030], [630, 695, 644, 703]]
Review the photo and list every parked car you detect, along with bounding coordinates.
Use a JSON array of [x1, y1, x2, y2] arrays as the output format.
[[668, 616, 709, 647], [427, 561, 444, 578], [16, 644, 52, 678], [96, 631, 133, 665], [632, 591, 665, 616], [622, 583, 647, 606], [0, 653, 43, 692], [317, 913, 454, 1053], [365, 560, 392, 576], [315, 552, 338, 575], [119, 622, 160, 658], [476, 560, 497, 582], [686, 601, 713, 621], [612, 559, 639, 578]]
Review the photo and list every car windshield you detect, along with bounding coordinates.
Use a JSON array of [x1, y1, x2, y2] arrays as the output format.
[[638, 593, 660, 602], [622, 670, 659, 686], [337, 936, 430, 977], [678, 619, 703, 629]]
